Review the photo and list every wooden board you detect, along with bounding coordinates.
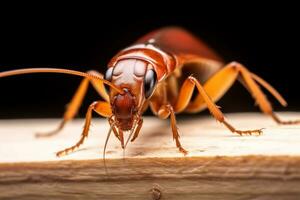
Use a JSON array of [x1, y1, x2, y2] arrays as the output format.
[[1, 112, 300, 199]]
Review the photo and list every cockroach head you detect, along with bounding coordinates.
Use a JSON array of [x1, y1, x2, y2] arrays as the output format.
[[111, 88, 137, 130], [104, 59, 157, 131]]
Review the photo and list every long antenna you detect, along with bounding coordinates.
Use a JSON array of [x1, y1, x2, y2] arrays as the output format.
[[103, 126, 113, 174], [0, 68, 122, 93]]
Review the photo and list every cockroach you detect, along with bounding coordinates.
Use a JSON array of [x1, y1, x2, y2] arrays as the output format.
[[0, 27, 299, 157]]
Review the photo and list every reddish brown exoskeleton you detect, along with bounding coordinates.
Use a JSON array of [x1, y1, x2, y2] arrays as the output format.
[[0, 27, 299, 157]]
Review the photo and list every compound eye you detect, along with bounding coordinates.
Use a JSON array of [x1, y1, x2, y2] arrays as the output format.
[[104, 67, 113, 92], [105, 67, 113, 81], [144, 69, 157, 98]]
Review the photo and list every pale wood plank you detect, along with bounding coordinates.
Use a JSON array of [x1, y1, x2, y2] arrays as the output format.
[[1, 112, 300, 162], [1, 112, 300, 199]]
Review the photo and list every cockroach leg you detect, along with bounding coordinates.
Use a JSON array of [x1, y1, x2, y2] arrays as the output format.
[[223, 120, 263, 136], [56, 101, 112, 157], [36, 70, 109, 138], [158, 104, 188, 155], [187, 62, 300, 125], [174, 76, 263, 136], [35, 120, 66, 138], [270, 114, 300, 125]]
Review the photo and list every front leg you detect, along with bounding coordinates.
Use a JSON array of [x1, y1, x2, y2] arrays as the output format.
[[56, 101, 111, 157], [157, 104, 188, 155]]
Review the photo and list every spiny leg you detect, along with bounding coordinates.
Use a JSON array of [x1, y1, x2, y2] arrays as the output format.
[[36, 70, 109, 138], [250, 73, 300, 125], [158, 104, 188, 155], [56, 101, 111, 157], [174, 75, 262, 136], [270, 114, 300, 125], [185, 62, 300, 125]]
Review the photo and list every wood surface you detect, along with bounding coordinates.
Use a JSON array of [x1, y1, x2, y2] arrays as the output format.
[[1, 112, 300, 199]]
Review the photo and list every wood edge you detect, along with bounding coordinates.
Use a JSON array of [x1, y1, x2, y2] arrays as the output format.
[[1, 155, 300, 167], [1, 155, 300, 184]]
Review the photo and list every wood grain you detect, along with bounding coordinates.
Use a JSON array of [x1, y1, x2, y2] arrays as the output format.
[[1, 113, 300, 199]]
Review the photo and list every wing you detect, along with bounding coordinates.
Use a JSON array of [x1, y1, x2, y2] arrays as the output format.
[[136, 27, 224, 83], [136, 27, 223, 62]]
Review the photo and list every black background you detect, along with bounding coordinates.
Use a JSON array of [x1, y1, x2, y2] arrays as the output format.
[[0, 4, 299, 118]]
